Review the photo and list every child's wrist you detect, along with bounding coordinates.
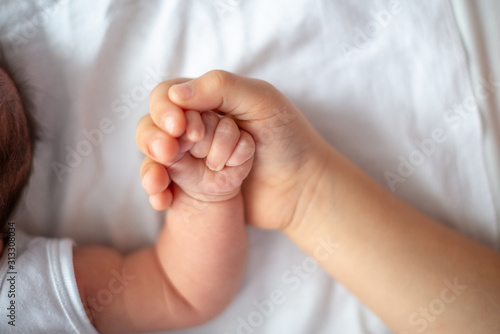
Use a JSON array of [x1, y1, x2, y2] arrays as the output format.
[[173, 184, 242, 206], [168, 185, 244, 226]]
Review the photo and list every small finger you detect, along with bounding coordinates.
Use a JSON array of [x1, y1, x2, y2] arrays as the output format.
[[150, 81, 189, 137], [149, 189, 173, 211], [185, 110, 205, 142], [140, 157, 171, 195], [190, 111, 219, 159], [206, 117, 240, 171], [136, 115, 179, 165], [226, 130, 255, 167]]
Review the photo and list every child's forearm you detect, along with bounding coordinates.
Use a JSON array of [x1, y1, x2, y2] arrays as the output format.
[[74, 186, 247, 333], [285, 146, 500, 334], [155, 185, 247, 319]]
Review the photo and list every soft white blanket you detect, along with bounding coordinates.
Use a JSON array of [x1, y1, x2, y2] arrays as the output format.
[[1, 0, 497, 333]]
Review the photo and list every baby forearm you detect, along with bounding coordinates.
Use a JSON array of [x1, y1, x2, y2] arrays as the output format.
[[286, 146, 500, 334], [74, 187, 247, 333], [155, 185, 247, 320]]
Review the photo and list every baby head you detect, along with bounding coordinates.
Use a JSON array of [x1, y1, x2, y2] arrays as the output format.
[[0, 47, 37, 234]]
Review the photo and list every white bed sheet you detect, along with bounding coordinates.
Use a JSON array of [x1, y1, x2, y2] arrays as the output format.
[[1, 0, 498, 333], [451, 0, 500, 244]]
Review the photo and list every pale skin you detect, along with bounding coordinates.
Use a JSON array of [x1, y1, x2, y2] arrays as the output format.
[[72, 111, 255, 333], [1, 69, 255, 333], [137, 70, 500, 333]]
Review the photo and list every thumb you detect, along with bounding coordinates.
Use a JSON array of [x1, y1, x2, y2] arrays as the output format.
[[167, 70, 323, 172], [167, 70, 294, 133]]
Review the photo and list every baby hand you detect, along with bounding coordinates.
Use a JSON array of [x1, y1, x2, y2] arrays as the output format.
[[137, 71, 330, 231], [137, 110, 255, 209]]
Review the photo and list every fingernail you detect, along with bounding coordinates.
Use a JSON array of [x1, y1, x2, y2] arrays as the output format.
[[207, 161, 224, 172], [164, 116, 176, 135], [152, 138, 163, 157], [171, 82, 193, 100]]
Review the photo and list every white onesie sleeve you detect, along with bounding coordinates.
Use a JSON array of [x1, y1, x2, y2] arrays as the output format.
[[0, 228, 98, 333]]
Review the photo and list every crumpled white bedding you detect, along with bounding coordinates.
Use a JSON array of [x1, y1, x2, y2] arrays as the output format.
[[1, 0, 498, 333]]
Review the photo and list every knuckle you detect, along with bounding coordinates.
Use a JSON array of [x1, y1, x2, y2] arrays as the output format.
[[239, 138, 255, 158], [255, 78, 276, 91], [217, 117, 237, 134], [149, 100, 168, 121], [137, 114, 150, 128], [242, 133, 256, 151], [221, 115, 237, 126], [206, 70, 235, 88], [149, 83, 163, 100]]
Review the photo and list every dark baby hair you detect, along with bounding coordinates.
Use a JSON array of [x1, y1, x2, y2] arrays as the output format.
[[0, 45, 37, 234]]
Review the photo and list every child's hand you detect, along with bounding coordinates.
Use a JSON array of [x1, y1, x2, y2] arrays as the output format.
[[138, 109, 255, 209], [137, 71, 331, 231]]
